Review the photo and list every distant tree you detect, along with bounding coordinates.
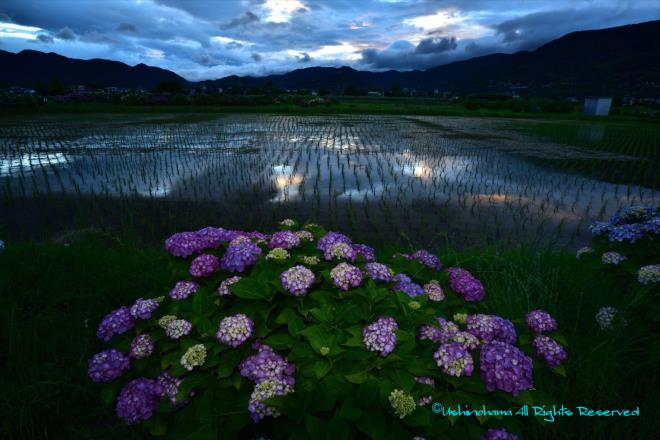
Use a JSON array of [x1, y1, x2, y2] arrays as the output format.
[[35, 78, 66, 96], [229, 85, 243, 95], [390, 82, 403, 97], [344, 85, 359, 96], [154, 80, 183, 94]]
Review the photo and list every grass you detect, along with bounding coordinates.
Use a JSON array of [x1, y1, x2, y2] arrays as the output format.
[[1, 232, 658, 439], [504, 119, 660, 188], [2, 98, 658, 124]]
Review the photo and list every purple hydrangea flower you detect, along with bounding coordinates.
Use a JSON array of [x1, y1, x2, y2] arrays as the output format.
[[480, 428, 520, 440], [169, 280, 199, 300], [165, 231, 205, 258], [446, 267, 485, 302], [248, 231, 270, 241], [129, 334, 155, 360], [588, 221, 611, 236], [189, 254, 220, 278], [611, 206, 657, 225], [239, 341, 296, 385], [601, 251, 627, 265], [324, 242, 357, 261], [419, 325, 443, 342], [280, 265, 315, 296], [216, 313, 254, 347], [532, 335, 567, 368], [165, 319, 192, 339], [221, 242, 262, 273], [466, 314, 517, 344], [642, 217, 660, 235], [269, 231, 300, 249], [88, 349, 130, 382], [115, 378, 164, 425], [424, 280, 445, 301], [157, 371, 193, 408], [317, 232, 351, 252], [638, 264, 660, 285], [248, 378, 293, 422], [608, 224, 645, 243], [411, 250, 442, 271], [525, 310, 558, 334], [296, 230, 314, 242], [97, 307, 134, 342], [415, 376, 435, 387], [449, 331, 480, 351], [129, 298, 159, 320], [352, 243, 375, 262], [218, 275, 241, 296], [434, 342, 474, 377], [196, 226, 227, 248], [480, 341, 533, 396], [364, 262, 394, 282], [363, 316, 398, 357], [393, 274, 424, 297], [330, 262, 362, 291]]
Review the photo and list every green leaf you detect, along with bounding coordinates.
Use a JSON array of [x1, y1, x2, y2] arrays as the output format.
[[327, 416, 349, 439], [356, 409, 387, 439], [145, 415, 168, 436], [230, 277, 271, 300], [404, 407, 431, 427], [196, 390, 214, 424], [337, 396, 362, 420], [264, 332, 296, 349], [192, 290, 210, 315], [100, 383, 120, 406], [552, 364, 567, 377], [345, 371, 370, 384], [299, 325, 330, 351], [305, 415, 325, 439], [313, 359, 332, 379], [356, 379, 379, 406]]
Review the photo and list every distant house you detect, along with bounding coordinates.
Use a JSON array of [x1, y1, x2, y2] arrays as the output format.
[[583, 96, 612, 116], [367, 91, 383, 97]]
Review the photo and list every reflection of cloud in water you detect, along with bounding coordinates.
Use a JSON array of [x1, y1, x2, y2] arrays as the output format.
[[271, 165, 303, 202], [339, 184, 384, 199], [1, 153, 68, 176]]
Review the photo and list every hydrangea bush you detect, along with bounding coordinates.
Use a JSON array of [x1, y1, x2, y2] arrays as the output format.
[[582, 206, 660, 329], [89, 223, 567, 438]]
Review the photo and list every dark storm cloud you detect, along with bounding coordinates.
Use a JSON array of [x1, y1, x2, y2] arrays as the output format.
[[221, 11, 259, 30], [251, 52, 262, 61], [360, 37, 460, 69], [36, 33, 53, 43], [56, 26, 75, 40], [0, 13, 11, 22], [117, 23, 138, 34], [491, 6, 660, 50], [414, 37, 457, 54], [298, 52, 311, 63]]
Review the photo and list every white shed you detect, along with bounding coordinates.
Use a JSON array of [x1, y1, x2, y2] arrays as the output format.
[[583, 97, 612, 116]]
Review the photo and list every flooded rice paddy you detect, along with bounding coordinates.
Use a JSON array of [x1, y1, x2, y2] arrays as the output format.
[[1, 114, 658, 248]]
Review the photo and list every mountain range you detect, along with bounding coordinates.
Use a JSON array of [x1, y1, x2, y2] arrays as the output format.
[[1, 20, 658, 95]]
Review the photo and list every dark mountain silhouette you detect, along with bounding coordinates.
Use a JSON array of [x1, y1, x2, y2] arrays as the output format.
[[0, 20, 658, 95], [0, 49, 187, 89], [202, 20, 660, 95]]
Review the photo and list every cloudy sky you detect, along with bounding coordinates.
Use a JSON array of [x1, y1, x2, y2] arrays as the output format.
[[1, 0, 658, 81]]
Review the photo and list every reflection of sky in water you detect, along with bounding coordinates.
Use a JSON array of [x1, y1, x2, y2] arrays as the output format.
[[1, 114, 658, 247], [0, 153, 69, 176]]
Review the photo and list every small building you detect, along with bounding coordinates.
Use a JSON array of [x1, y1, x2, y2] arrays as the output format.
[[583, 96, 612, 116], [367, 91, 383, 97]]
